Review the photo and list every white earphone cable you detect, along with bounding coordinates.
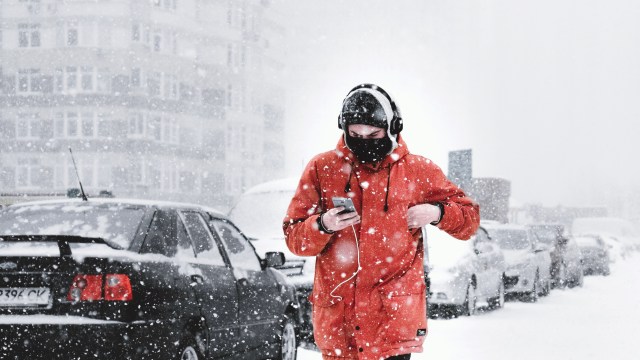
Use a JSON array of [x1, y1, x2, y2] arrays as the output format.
[[329, 224, 361, 302]]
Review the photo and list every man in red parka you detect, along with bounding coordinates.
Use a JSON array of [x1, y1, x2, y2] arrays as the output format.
[[283, 84, 480, 360]]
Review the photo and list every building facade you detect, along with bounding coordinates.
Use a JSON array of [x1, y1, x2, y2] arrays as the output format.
[[0, 0, 285, 209]]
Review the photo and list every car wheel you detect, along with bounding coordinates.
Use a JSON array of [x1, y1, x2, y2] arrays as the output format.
[[576, 270, 584, 287], [489, 278, 505, 310], [525, 272, 539, 303], [177, 332, 204, 360], [556, 263, 568, 289], [178, 345, 201, 360], [279, 316, 297, 360], [462, 282, 477, 316], [540, 275, 551, 297], [568, 267, 583, 288]]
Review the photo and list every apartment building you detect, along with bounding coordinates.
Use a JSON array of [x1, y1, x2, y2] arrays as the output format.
[[0, 0, 286, 209]]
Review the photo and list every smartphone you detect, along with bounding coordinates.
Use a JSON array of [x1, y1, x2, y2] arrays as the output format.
[[332, 197, 357, 215]]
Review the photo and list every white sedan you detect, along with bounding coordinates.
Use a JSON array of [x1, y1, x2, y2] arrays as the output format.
[[426, 226, 507, 316]]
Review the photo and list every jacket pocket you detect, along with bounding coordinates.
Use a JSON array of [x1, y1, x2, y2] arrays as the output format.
[[309, 293, 348, 351], [379, 289, 428, 343]]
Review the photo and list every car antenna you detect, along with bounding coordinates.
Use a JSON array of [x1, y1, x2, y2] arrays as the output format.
[[68, 147, 88, 201]]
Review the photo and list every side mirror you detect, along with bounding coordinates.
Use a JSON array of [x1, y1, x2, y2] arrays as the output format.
[[533, 243, 546, 253], [475, 242, 493, 255], [265, 252, 285, 268]]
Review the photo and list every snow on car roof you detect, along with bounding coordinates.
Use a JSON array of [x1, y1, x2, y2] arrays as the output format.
[[426, 226, 473, 268], [7, 198, 227, 218], [244, 177, 298, 194], [481, 222, 527, 231]]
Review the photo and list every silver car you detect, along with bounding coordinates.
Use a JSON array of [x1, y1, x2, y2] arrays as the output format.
[[483, 223, 552, 302], [575, 235, 611, 276], [426, 226, 506, 317]]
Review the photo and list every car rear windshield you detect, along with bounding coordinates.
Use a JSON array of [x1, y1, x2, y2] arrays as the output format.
[[0, 203, 146, 249], [489, 229, 530, 250], [532, 227, 557, 244]]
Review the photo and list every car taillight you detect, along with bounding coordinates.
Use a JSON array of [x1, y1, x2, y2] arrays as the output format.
[[105, 274, 133, 301], [67, 274, 133, 302], [68, 274, 103, 301]]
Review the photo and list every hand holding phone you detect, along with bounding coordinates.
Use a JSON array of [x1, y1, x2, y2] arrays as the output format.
[[319, 197, 360, 233], [332, 197, 357, 215]]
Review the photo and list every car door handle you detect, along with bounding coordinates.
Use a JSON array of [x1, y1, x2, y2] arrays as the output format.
[[190, 275, 204, 285]]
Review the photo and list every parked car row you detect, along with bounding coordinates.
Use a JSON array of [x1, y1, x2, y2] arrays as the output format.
[[424, 216, 633, 319], [0, 199, 299, 360]]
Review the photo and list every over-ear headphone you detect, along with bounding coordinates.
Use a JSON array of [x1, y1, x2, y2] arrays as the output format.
[[338, 83, 403, 135]]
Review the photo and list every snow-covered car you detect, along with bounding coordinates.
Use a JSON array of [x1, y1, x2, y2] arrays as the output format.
[[425, 226, 506, 317], [528, 224, 583, 288], [572, 217, 640, 261], [228, 178, 315, 340], [575, 234, 611, 276], [483, 223, 552, 302], [0, 199, 299, 360]]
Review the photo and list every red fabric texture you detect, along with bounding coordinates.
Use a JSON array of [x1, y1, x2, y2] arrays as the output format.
[[283, 135, 480, 360]]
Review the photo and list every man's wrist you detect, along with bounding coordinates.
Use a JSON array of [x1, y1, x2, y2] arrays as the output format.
[[430, 203, 445, 225], [317, 212, 335, 234]]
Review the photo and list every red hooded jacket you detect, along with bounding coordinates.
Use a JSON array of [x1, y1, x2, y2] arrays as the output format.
[[283, 135, 480, 359]]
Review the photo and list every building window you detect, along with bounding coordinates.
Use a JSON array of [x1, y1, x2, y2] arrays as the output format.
[[163, 74, 178, 100], [148, 72, 160, 97], [80, 66, 94, 91], [66, 66, 78, 92], [81, 112, 95, 137], [132, 23, 141, 42], [67, 22, 79, 46], [16, 159, 37, 189], [149, 115, 161, 140], [16, 113, 40, 139], [128, 112, 146, 138], [17, 69, 41, 94], [52, 67, 101, 94], [97, 113, 110, 138], [18, 23, 40, 48], [131, 68, 141, 87], [153, 30, 162, 52], [97, 68, 110, 92], [54, 68, 63, 93], [153, 0, 176, 11], [54, 111, 99, 139], [162, 116, 179, 144]]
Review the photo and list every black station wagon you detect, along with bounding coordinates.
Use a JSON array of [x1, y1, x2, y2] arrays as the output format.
[[0, 199, 299, 360]]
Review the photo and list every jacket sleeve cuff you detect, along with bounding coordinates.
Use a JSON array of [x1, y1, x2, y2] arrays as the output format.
[[316, 212, 335, 234], [430, 202, 445, 226]]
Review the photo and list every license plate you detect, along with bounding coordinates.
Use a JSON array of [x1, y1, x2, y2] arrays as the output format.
[[0, 288, 51, 306]]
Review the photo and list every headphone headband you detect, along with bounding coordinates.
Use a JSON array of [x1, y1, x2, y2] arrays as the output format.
[[338, 84, 403, 135]]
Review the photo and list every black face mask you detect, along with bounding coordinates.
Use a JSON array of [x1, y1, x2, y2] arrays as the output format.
[[345, 134, 393, 163]]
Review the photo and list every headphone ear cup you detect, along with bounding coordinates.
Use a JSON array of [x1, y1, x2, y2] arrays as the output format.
[[389, 115, 403, 135], [338, 113, 343, 129]]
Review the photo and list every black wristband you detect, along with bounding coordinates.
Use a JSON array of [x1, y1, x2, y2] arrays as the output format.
[[317, 212, 335, 234], [430, 203, 445, 226]]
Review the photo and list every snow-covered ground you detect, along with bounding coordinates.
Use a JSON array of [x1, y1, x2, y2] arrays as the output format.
[[298, 253, 640, 359]]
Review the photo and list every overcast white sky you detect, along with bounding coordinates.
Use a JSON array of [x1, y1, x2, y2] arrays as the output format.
[[274, 0, 640, 208]]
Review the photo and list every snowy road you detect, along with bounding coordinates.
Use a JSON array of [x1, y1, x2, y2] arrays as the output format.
[[298, 253, 640, 360]]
